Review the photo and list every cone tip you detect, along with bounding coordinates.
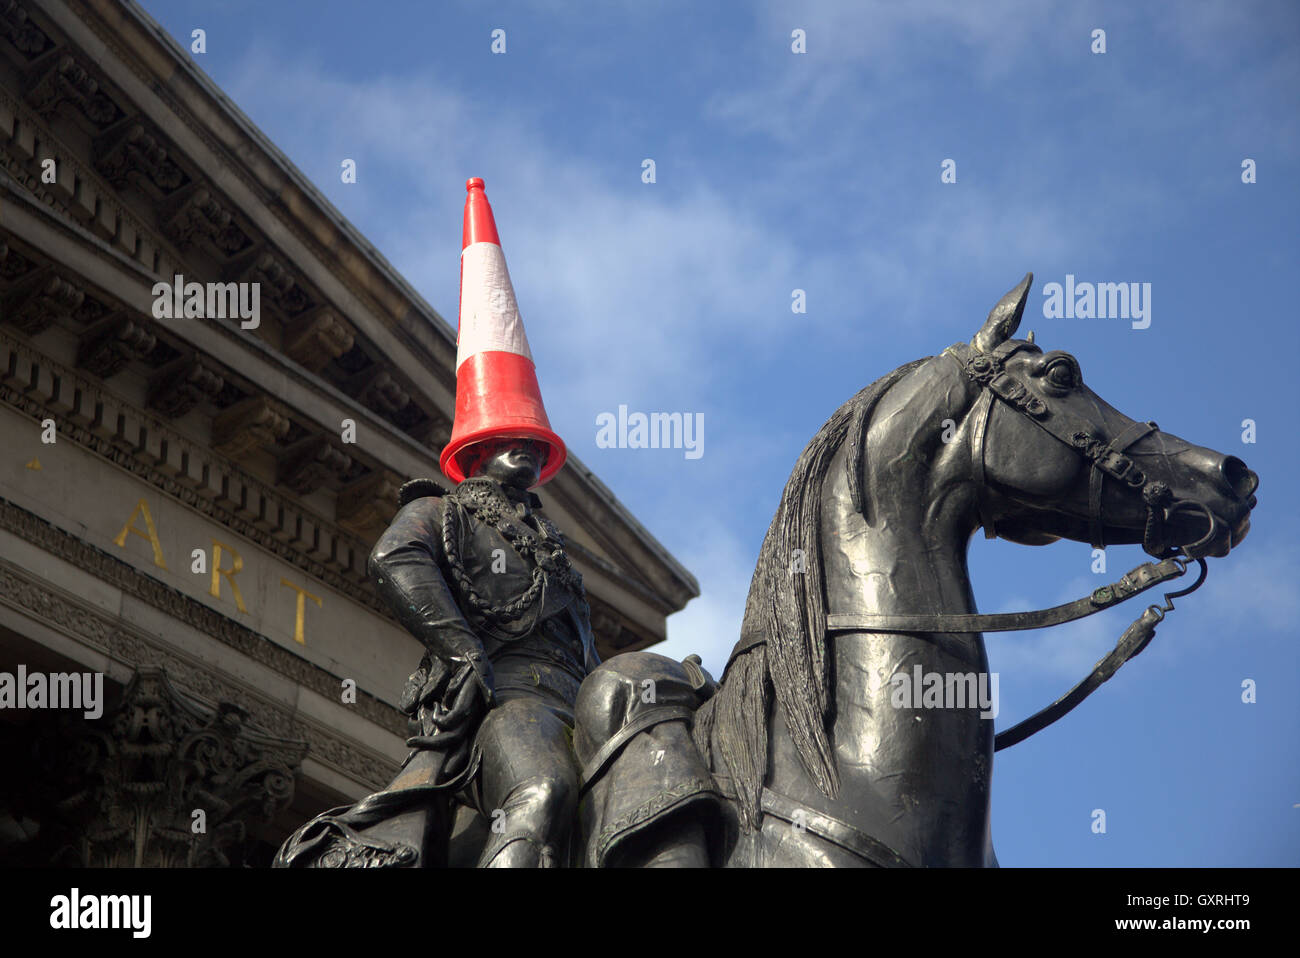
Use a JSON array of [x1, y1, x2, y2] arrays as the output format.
[[466, 177, 485, 192]]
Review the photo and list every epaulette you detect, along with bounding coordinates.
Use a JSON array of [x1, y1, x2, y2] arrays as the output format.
[[397, 478, 449, 506]]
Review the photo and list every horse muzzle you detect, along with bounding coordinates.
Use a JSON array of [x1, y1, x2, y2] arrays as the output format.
[[1141, 450, 1258, 560], [1157, 497, 1254, 560]]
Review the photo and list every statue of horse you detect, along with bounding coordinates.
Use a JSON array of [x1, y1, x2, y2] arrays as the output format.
[[572, 273, 1258, 868]]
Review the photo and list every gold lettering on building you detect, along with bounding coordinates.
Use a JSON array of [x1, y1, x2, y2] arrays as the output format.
[[209, 539, 248, 613], [108, 501, 341, 640], [279, 577, 322, 645], [113, 498, 168, 569]]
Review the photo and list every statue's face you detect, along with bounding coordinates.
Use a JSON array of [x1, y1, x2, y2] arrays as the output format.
[[475, 440, 543, 490]]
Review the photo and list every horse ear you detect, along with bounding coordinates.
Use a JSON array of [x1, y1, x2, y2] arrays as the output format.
[[973, 272, 1033, 353]]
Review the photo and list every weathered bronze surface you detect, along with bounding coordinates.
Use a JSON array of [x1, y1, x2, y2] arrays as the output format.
[[279, 274, 1258, 867]]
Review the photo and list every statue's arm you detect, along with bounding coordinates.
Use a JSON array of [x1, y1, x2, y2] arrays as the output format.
[[367, 497, 495, 705]]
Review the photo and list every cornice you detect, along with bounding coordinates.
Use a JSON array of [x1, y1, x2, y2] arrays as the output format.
[[0, 325, 394, 606]]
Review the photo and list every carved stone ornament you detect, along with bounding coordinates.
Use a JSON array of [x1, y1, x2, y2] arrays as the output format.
[[160, 184, 251, 255], [226, 249, 314, 317], [283, 307, 354, 373], [0, 1, 51, 59], [0, 667, 309, 867], [0, 267, 84, 336], [93, 120, 187, 193], [278, 436, 352, 496], [24, 52, 119, 127], [146, 354, 224, 418], [335, 470, 401, 536], [212, 395, 291, 459], [76, 313, 157, 379]]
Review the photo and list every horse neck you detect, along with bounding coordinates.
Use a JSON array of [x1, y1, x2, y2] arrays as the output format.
[[820, 405, 980, 620]]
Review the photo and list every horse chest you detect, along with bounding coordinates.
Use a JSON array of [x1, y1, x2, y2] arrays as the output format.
[[763, 632, 996, 866], [830, 632, 991, 764]]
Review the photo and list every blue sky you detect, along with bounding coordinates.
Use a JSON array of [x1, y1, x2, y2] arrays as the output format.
[[142, 0, 1299, 866]]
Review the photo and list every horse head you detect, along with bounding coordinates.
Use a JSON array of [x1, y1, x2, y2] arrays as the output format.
[[958, 273, 1257, 559]]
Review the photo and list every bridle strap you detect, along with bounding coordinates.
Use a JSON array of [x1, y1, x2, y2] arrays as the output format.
[[723, 553, 1206, 753], [944, 343, 1174, 553], [726, 556, 1185, 669], [1089, 419, 1158, 549], [969, 390, 998, 539]]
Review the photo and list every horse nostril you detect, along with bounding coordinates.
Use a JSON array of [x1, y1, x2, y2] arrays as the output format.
[[1220, 456, 1257, 500]]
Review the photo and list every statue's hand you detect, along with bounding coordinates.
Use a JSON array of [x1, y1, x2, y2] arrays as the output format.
[[433, 655, 494, 730], [412, 659, 491, 748], [452, 649, 495, 708]]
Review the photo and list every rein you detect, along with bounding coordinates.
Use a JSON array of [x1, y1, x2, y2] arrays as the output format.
[[993, 554, 1206, 749], [729, 551, 1208, 751], [717, 552, 1207, 867]]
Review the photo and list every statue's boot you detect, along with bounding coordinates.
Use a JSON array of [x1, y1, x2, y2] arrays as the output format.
[[476, 776, 575, 867]]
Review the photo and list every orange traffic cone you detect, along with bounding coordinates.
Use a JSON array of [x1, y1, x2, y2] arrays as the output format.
[[440, 177, 566, 486]]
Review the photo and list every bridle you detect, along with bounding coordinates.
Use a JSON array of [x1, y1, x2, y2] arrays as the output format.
[[815, 339, 1213, 751], [954, 339, 1218, 560]]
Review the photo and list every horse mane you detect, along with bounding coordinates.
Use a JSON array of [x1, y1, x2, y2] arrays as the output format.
[[693, 358, 929, 829]]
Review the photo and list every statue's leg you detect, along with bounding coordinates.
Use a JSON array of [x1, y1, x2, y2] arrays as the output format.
[[472, 696, 580, 868]]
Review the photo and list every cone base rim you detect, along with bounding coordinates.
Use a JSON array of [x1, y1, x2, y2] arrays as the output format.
[[440, 426, 567, 487]]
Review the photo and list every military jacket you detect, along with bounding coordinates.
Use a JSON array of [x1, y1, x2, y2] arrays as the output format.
[[368, 477, 600, 697]]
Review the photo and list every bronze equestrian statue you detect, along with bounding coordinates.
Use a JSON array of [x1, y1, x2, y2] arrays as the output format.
[[276, 178, 1258, 867]]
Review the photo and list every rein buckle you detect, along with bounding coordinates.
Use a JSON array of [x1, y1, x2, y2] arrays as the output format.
[[1096, 449, 1138, 483]]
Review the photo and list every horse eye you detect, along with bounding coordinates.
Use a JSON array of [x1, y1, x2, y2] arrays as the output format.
[[1046, 360, 1076, 388]]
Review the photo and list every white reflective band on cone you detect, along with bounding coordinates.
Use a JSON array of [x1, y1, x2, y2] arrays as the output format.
[[457, 241, 534, 371]]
